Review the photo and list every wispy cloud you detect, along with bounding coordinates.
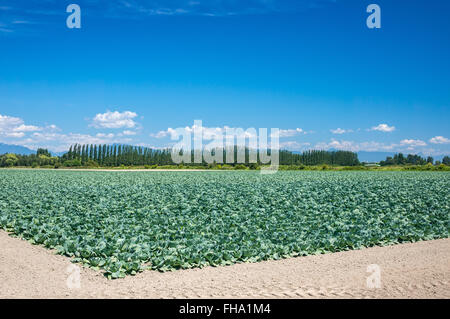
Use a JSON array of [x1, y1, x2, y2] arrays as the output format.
[[429, 136, 450, 144], [0, 0, 338, 34], [122, 130, 137, 136], [111, 0, 333, 17], [369, 123, 396, 133], [11, 20, 32, 24], [400, 139, 426, 147], [330, 128, 353, 134], [12, 124, 41, 132], [280, 141, 310, 150], [273, 128, 307, 138], [1, 0, 338, 21], [0, 21, 13, 33]]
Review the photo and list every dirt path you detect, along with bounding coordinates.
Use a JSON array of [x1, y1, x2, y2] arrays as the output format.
[[1, 231, 449, 299]]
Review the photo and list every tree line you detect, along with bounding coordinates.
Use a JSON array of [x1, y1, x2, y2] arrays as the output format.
[[1, 144, 361, 167], [63, 144, 360, 167], [62, 144, 173, 167], [279, 150, 360, 166], [0, 149, 59, 168], [380, 153, 450, 166], [2, 145, 450, 168]]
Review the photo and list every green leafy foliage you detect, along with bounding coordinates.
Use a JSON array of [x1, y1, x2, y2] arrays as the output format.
[[0, 170, 448, 279]]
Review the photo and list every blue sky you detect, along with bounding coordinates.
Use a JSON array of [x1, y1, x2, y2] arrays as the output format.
[[0, 0, 449, 155]]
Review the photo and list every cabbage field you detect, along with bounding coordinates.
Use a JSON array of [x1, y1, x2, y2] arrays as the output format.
[[0, 170, 449, 278]]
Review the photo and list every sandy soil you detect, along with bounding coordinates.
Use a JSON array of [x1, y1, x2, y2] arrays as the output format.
[[0, 231, 449, 299]]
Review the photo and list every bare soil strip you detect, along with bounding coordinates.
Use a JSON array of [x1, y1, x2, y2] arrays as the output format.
[[1, 231, 448, 299]]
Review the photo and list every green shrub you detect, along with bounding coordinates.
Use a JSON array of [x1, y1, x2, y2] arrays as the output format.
[[342, 166, 366, 171], [86, 160, 99, 167], [437, 164, 449, 171], [64, 159, 81, 167]]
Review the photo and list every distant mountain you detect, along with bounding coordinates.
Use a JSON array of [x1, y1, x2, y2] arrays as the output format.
[[0, 143, 35, 155], [51, 150, 66, 157]]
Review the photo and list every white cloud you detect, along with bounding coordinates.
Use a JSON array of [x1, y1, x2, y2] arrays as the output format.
[[151, 127, 186, 139], [153, 125, 308, 142], [429, 136, 450, 144], [4, 132, 25, 138], [330, 128, 353, 134], [151, 125, 259, 140], [96, 133, 115, 138], [91, 110, 138, 129], [274, 128, 306, 138], [315, 140, 361, 152], [122, 130, 137, 136], [47, 124, 61, 132], [279, 141, 310, 150], [400, 139, 427, 147], [0, 113, 48, 138], [314, 138, 431, 153], [21, 132, 132, 152], [151, 130, 170, 139], [0, 113, 133, 152], [12, 124, 41, 132], [0, 114, 23, 130], [369, 124, 396, 132]]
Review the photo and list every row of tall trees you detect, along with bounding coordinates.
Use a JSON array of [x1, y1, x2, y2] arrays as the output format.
[[61, 144, 360, 167], [62, 144, 173, 166], [279, 150, 360, 166]]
